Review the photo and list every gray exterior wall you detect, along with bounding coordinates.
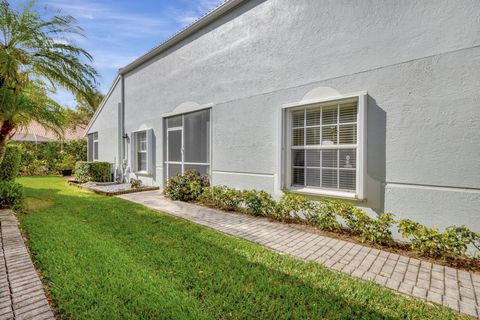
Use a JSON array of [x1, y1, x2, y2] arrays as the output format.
[[87, 0, 480, 232]]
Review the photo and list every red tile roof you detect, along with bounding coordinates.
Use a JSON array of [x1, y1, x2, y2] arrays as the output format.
[[12, 121, 85, 142]]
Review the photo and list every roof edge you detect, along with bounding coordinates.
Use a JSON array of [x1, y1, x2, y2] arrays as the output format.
[[84, 75, 121, 136], [119, 0, 246, 75]]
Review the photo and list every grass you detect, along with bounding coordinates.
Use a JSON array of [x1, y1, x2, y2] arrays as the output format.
[[17, 176, 468, 320]]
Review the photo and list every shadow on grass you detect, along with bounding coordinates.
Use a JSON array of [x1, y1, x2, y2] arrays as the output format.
[[18, 180, 462, 320]]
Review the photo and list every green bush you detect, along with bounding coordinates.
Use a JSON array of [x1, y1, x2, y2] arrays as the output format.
[[276, 192, 313, 220], [398, 219, 479, 258], [163, 169, 208, 201], [329, 200, 395, 244], [241, 190, 277, 216], [63, 139, 87, 163], [163, 174, 480, 259], [56, 153, 76, 171], [0, 181, 25, 211], [0, 145, 21, 180], [130, 178, 142, 189], [308, 201, 340, 231], [199, 186, 243, 211], [74, 161, 111, 183], [13, 140, 86, 176]]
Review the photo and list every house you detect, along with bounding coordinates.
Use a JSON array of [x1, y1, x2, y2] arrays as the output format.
[[13, 121, 85, 143], [85, 0, 480, 232]]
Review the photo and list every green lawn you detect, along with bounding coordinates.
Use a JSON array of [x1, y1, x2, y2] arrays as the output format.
[[18, 177, 467, 320]]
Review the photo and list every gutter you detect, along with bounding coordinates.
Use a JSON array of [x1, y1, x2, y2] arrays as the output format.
[[118, 0, 246, 75], [118, 74, 126, 182]]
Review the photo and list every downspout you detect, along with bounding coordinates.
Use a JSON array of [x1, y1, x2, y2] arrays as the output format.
[[118, 73, 126, 182]]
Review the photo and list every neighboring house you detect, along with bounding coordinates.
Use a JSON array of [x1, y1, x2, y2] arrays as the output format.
[[85, 0, 480, 232], [12, 121, 85, 143]]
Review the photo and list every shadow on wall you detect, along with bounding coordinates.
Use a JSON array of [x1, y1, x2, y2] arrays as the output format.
[[366, 96, 386, 213]]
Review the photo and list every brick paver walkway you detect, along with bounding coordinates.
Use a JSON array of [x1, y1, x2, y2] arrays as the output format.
[[119, 190, 480, 318], [0, 210, 54, 320]]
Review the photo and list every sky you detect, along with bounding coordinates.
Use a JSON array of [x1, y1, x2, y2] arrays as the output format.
[[10, 0, 224, 107]]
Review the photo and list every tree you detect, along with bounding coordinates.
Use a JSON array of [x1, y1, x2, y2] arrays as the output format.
[[0, 0, 97, 163], [65, 88, 104, 129]]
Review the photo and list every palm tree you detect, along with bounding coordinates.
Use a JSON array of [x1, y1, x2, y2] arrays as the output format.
[[0, 0, 97, 162]]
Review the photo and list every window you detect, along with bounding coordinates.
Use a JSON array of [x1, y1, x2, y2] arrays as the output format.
[[285, 94, 366, 199], [88, 132, 99, 161], [136, 131, 147, 172], [131, 129, 153, 174]]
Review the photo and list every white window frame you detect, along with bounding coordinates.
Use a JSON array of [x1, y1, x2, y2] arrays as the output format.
[[131, 129, 151, 175], [92, 132, 99, 161], [282, 92, 367, 200]]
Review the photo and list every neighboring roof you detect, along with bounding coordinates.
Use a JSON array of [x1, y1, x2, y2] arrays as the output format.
[[12, 121, 85, 143], [85, 0, 247, 135]]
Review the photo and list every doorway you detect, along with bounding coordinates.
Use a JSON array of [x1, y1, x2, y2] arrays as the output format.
[[165, 109, 211, 180]]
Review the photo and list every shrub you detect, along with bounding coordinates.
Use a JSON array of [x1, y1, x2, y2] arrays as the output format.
[[13, 140, 86, 176], [74, 161, 111, 183], [443, 226, 479, 257], [398, 220, 479, 258], [0, 145, 21, 180], [241, 190, 277, 216], [199, 186, 243, 211], [163, 169, 209, 201], [63, 139, 87, 163], [56, 153, 76, 172], [308, 201, 340, 231], [130, 178, 142, 189], [276, 192, 313, 220], [329, 200, 395, 244], [0, 181, 25, 211]]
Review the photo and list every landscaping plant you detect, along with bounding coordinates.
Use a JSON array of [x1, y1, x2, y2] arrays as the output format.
[[163, 172, 480, 261], [398, 219, 480, 258], [241, 189, 277, 216], [0, 144, 21, 180], [0, 181, 24, 211], [74, 161, 111, 183], [163, 169, 209, 201], [0, 1, 97, 164], [130, 178, 142, 189], [199, 185, 243, 211]]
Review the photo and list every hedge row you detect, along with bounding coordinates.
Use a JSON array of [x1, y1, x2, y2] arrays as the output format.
[[0, 145, 25, 211], [74, 161, 112, 183], [164, 170, 480, 259], [0, 145, 21, 180]]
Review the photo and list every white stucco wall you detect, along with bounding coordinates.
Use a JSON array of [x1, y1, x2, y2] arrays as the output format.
[[88, 0, 480, 232]]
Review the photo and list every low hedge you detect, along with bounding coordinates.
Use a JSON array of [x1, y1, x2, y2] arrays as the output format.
[[0, 145, 21, 180], [74, 161, 112, 183], [0, 181, 25, 211], [164, 170, 480, 260]]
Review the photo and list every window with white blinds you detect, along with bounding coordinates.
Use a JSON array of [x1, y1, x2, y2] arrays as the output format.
[[136, 131, 147, 172], [289, 98, 359, 193], [88, 132, 99, 161], [131, 129, 154, 175]]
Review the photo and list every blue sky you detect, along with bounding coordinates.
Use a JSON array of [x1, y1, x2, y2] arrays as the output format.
[[11, 0, 224, 107]]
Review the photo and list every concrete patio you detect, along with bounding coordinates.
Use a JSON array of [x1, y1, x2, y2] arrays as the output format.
[[118, 190, 480, 318], [0, 210, 54, 320]]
